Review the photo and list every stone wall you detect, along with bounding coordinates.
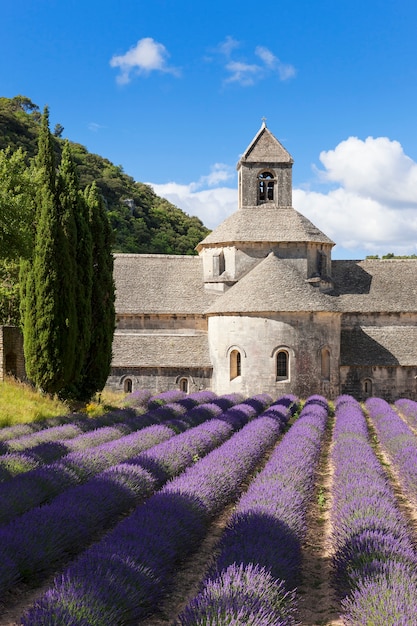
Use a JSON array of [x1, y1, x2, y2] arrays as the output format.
[[208, 311, 341, 399], [340, 365, 417, 402], [106, 366, 213, 395], [0, 326, 26, 381], [239, 162, 292, 208]]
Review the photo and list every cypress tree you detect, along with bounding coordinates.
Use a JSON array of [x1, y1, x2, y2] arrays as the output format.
[[58, 141, 92, 395], [74, 182, 115, 400], [21, 107, 77, 394]]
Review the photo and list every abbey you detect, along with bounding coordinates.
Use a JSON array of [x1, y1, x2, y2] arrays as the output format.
[[108, 122, 417, 401]]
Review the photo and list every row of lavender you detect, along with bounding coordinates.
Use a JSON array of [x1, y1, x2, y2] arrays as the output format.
[[0, 390, 220, 479], [367, 396, 417, 509], [4, 392, 417, 624], [176, 395, 417, 625], [0, 388, 189, 447], [0, 392, 287, 607], [330, 395, 417, 624], [21, 395, 298, 624], [0, 390, 242, 524], [177, 394, 329, 625]]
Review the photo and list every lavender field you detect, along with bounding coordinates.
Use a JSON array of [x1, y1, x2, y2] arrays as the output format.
[[0, 390, 417, 625]]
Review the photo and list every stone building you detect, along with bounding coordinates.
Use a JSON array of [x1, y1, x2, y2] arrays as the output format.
[[108, 122, 417, 402], [0, 326, 25, 382]]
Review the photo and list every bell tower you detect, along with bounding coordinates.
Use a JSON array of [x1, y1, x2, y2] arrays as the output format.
[[237, 120, 294, 209]]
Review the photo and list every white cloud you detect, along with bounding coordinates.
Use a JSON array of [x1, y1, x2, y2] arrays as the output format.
[[110, 37, 180, 84], [216, 38, 296, 87], [148, 164, 236, 228], [217, 35, 240, 57], [149, 181, 237, 229], [148, 136, 417, 259], [225, 61, 260, 86], [295, 136, 417, 257], [255, 46, 296, 80], [317, 136, 417, 205]]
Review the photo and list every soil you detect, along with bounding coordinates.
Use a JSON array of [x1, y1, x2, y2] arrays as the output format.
[[2, 410, 417, 626], [296, 417, 343, 626]]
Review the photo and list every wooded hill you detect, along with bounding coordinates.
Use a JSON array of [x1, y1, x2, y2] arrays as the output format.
[[0, 96, 210, 254]]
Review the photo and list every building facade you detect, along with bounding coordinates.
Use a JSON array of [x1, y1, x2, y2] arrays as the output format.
[[107, 123, 417, 402]]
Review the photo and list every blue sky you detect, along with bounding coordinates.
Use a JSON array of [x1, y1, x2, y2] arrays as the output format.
[[2, 0, 417, 259]]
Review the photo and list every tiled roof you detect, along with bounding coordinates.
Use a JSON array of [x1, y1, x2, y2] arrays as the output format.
[[341, 326, 417, 366], [197, 207, 334, 249], [114, 254, 218, 315], [112, 331, 212, 368], [205, 253, 336, 314], [238, 124, 294, 165], [332, 259, 417, 312]]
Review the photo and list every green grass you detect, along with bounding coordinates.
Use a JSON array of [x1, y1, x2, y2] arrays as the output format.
[[0, 378, 127, 427]]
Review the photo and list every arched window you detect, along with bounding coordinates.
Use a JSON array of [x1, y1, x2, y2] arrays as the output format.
[[123, 378, 132, 393], [276, 350, 289, 380], [230, 349, 241, 380], [321, 348, 330, 380], [363, 378, 372, 396], [179, 378, 189, 393], [258, 171, 274, 203]]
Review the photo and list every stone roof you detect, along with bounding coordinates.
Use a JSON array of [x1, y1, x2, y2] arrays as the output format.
[[206, 253, 336, 314], [332, 259, 417, 312], [238, 123, 294, 165], [112, 331, 212, 368], [114, 254, 218, 315], [197, 207, 334, 249], [341, 326, 417, 366]]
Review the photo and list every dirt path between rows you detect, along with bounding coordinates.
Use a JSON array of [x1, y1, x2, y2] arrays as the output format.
[[296, 416, 343, 626], [3, 407, 417, 626]]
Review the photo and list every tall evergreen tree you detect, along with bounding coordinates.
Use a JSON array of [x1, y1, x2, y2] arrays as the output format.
[[20, 107, 77, 394], [58, 141, 92, 393], [75, 182, 115, 400]]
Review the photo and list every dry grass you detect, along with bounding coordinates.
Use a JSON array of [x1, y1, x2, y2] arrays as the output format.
[[0, 378, 127, 426]]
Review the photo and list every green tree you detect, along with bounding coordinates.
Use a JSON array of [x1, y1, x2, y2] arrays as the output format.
[[0, 260, 20, 325], [57, 140, 92, 390], [0, 146, 35, 260], [21, 107, 77, 395], [54, 123, 64, 138], [57, 141, 93, 399], [10, 95, 39, 113], [74, 182, 115, 400]]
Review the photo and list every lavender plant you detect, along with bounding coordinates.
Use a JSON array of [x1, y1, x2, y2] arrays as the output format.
[[330, 395, 417, 624], [0, 418, 234, 600], [366, 396, 417, 509], [0, 424, 174, 525], [0, 395, 270, 601], [177, 395, 326, 625], [22, 414, 284, 625], [395, 397, 417, 430]]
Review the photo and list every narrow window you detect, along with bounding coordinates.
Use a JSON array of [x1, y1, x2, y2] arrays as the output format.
[[179, 378, 189, 393], [321, 348, 330, 380], [124, 378, 132, 393], [317, 251, 327, 276], [212, 250, 225, 277], [363, 379, 372, 396], [259, 180, 266, 201], [276, 350, 289, 380], [258, 172, 274, 203], [218, 250, 225, 275], [230, 349, 241, 380]]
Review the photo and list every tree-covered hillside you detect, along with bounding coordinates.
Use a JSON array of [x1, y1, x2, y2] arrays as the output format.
[[0, 96, 210, 254]]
